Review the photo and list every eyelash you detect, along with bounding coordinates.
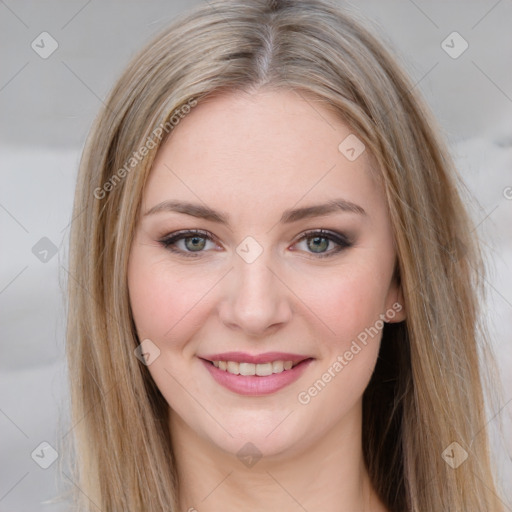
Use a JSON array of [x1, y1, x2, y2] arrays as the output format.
[[158, 229, 352, 259]]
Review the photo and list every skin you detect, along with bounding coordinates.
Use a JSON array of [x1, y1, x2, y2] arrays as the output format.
[[127, 89, 406, 512]]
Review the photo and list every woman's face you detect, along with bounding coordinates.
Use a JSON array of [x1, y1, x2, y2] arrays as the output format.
[[128, 89, 405, 459]]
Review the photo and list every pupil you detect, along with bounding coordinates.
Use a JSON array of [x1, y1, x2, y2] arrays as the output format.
[[309, 237, 328, 253], [186, 236, 206, 251]]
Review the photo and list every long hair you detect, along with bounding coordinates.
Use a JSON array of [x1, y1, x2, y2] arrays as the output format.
[[63, 0, 504, 510]]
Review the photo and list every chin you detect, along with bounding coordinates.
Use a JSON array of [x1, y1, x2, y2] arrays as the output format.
[[198, 411, 311, 462]]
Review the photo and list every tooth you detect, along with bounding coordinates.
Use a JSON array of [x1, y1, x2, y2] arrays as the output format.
[[227, 361, 240, 375], [212, 359, 301, 375], [239, 362, 256, 376], [272, 361, 284, 373], [256, 362, 273, 376]]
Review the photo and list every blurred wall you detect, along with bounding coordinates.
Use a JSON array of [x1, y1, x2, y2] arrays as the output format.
[[1, 1, 511, 511]]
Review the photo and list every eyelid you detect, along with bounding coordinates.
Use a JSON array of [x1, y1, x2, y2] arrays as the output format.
[[159, 228, 217, 242], [293, 228, 351, 246], [159, 228, 216, 242], [291, 229, 352, 258]]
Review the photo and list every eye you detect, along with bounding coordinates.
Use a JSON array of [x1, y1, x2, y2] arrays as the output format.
[[158, 229, 219, 257], [158, 228, 352, 259], [292, 229, 352, 258]]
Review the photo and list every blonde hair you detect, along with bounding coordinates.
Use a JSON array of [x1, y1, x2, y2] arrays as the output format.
[[63, 0, 504, 510]]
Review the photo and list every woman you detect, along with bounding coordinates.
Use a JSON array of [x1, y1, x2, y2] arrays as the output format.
[[64, 0, 504, 510]]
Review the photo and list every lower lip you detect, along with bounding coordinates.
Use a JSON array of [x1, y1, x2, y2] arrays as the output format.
[[201, 358, 313, 396]]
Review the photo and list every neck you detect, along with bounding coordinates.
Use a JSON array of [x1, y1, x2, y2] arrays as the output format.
[[169, 402, 388, 512]]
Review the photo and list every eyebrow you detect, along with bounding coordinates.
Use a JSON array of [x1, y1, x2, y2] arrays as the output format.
[[143, 198, 366, 224]]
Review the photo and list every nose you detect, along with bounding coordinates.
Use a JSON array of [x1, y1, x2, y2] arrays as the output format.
[[218, 250, 293, 337]]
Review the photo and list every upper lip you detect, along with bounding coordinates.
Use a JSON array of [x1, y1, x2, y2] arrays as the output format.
[[200, 351, 312, 365]]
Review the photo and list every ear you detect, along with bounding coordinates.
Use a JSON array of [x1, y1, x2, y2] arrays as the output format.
[[384, 271, 406, 323]]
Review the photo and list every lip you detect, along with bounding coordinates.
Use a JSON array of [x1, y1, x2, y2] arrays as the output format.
[[200, 351, 310, 365], [200, 356, 314, 396]]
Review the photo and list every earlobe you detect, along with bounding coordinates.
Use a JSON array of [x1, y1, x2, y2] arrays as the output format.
[[385, 285, 406, 323]]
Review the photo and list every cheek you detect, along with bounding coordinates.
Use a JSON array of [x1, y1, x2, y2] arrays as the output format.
[[310, 264, 390, 347], [295, 268, 387, 418], [127, 248, 212, 345], [299, 261, 391, 399]]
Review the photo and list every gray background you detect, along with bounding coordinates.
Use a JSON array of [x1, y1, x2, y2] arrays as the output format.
[[1, 1, 511, 510]]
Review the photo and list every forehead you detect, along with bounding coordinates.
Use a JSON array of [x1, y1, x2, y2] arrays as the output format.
[[143, 89, 383, 220]]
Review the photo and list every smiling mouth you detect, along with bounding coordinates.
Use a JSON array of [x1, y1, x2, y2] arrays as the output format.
[[204, 359, 311, 376]]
